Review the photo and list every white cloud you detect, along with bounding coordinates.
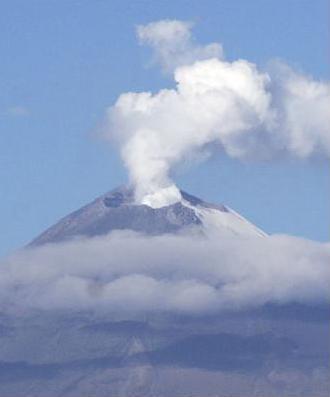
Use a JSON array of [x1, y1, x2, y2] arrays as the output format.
[[268, 61, 330, 158], [103, 20, 330, 207], [137, 20, 223, 73], [1, 231, 329, 317], [107, 58, 272, 206]]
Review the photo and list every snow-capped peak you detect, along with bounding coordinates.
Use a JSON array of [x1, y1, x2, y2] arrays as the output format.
[[181, 195, 266, 238], [29, 185, 266, 246]]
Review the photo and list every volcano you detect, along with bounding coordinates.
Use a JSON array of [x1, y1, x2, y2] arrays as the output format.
[[30, 185, 266, 246]]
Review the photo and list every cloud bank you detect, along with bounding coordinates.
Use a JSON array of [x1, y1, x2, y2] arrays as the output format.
[[1, 231, 329, 317], [104, 20, 330, 207]]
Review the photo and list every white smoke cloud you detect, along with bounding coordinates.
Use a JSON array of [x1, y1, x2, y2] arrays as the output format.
[[1, 231, 329, 317], [104, 20, 330, 208], [137, 20, 223, 73], [269, 61, 330, 158], [107, 58, 272, 206]]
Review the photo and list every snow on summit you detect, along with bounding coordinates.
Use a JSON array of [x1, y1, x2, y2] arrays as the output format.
[[30, 185, 265, 246]]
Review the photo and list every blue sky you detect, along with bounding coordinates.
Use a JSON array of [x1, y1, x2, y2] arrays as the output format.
[[0, 0, 329, 257]]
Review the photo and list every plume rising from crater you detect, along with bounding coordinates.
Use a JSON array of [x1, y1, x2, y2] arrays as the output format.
[[103, 20, 330, 207]]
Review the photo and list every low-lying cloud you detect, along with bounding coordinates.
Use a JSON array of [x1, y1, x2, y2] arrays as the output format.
[[1, 231, 329, 318], [104, 20, 330, 207]]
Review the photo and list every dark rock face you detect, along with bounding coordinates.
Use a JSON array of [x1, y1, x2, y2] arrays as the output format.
[[103, 192, 125, 208], [29, 186, 216, 246]]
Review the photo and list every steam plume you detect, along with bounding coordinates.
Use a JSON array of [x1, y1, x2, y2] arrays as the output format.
[[104, 20, 330, 208], [136, 19, 223, 73]]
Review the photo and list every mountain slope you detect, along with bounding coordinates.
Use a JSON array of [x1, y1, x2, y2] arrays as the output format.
[[30, 185, 266, 246]]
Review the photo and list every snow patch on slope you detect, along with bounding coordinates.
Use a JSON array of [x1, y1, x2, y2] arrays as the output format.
[[181, 198, 267, 237]]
